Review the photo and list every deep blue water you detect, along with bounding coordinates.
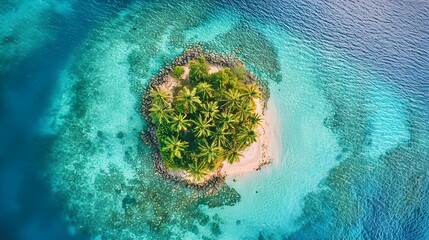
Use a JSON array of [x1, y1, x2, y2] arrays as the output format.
[[1, 0, 428, 239], [0, 2, 132, 239]]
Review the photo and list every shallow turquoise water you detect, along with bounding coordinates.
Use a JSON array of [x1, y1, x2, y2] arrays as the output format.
[[1, 0, 428, 239]]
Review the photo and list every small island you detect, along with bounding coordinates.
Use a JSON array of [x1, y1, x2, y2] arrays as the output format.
[[142, 46, 272, 190]]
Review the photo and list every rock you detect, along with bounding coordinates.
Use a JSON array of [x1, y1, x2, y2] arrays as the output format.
[[122, 195, 136, 209], [116, 131, 124, 139]]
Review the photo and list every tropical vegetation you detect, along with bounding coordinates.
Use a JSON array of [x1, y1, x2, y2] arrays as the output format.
[[172, 66, 185, 79], [148, 57, 263, 181]]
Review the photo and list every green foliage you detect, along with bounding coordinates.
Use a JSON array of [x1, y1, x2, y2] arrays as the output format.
[[223, 89, 242, 109], [201, 101, 219, 119], [156, 123, 173, 142], [211, 127, 228, 149], [150, 86, 171, 106], [241, 83, 261, 101], [162, 135, 188, 159], [172, 66, 185, 79], [249, 112, 263, 126], [196, 82, 214, 100], [148, 102, 172, 124], [237, 126, 258, 145], [217, 112, 238, 132], [193, 115, 214, 138], [175, 86, 201, 114], [169, 113, 192, 132], [189, 57, 209, 85], [208, 70, 229, 89], [223, 142, 244, 164], [149, 57, 264, 178], [198, 139, 221, 164], [231, 66, 247, 81], [236, 103, 253, 122], [188, 159, 209, 182]]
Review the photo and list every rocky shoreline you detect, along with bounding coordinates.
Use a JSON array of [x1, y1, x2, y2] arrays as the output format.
[[141, 45, 269, 192]]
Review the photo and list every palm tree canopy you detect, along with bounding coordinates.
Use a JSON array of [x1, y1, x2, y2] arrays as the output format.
[[148, 103, 172, 124], [150, 86, 171, 106], [170, 113, 192, 132], [175, 86, 201, 113], [196, 82, 214, 100], [241, 83, 261, 101], [193, 115, 214, 137], [223, 89, 243, 109], [201, 101, 219, 119], [223, 143, 244, 164], [198, 139, 221, 163], [236, 103, 253, 122], [237, 126, 258, 145], [211, 127, 228, 149], [162, 135, 188, 159], [249, 112, 263, 126], [187, 158, 209, 182], [147, 57, 267, 174], [217, 112, 238, 131]]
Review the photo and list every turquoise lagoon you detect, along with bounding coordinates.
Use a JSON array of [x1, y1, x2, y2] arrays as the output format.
[[2, 0, 428, 239]]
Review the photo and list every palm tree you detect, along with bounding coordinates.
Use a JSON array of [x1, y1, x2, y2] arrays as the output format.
[[148, 103, 172, 124], [188, 158, 209, 182], [196, 82, 214, 100], [209, 70, 229, 89], [189, 57, 209, 84], [198, 139, 221, 163], [172, 66, 185, 79], [175, 86, 201, 113], [241, 83, 261, 102], [211, 127, 228, 149], [223, 68, 239, 89], [236, 103, 253, 122], [149, 86, 170, 106], [193, 115, 214, 138], [201, 101, 219, 119], [223, 89, 243, 109], [162, 135, 188, 159], [249, 112, 263, 126], [169, 113, 192, 132], [217, 112, 238, 131], [223, 142, 244, 164], [231, 65, 247, 81], [237, 126, 258, 145]]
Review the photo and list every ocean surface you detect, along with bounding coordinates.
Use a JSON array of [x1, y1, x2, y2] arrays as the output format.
[[1, 0, 428, 239]]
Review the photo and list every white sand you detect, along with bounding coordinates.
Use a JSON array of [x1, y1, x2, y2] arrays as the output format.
[[208, 64, 220, 74], [183, 66, 190, 79]]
